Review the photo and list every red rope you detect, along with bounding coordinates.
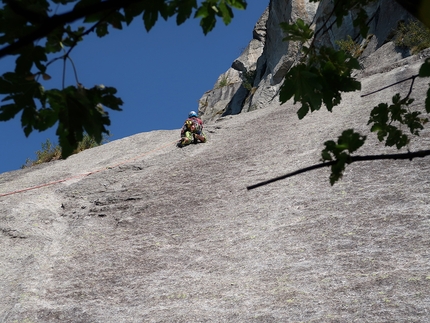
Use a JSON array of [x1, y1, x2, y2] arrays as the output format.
[[0, 140, 177, 198]]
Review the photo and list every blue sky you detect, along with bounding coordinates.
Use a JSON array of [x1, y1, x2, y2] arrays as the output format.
[[0, 2, 269, 174]]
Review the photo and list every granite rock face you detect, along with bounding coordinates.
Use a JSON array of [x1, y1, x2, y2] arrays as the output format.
[[198, 8, 268, 122], [1, 1, 430, 322], [199, 0, 414, 122]]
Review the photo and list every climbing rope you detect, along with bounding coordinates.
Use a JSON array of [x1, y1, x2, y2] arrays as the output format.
[[0, 140, 177, 198]]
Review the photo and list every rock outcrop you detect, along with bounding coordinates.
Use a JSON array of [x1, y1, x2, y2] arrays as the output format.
[[1, 1, 430, 322], [199, 0, 414, 122]]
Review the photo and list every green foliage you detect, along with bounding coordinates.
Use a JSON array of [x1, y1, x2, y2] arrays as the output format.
[[419, 58, 430, 78], [279, 46, 361, 119], [368, 93, 427, 149], [279, 0, 430, 184], [76, 131, 109, 150], [353, 8, 370, 38], [241, 70, 256, 91], [419, 59, 430, 113], [23, 139, 62, 168], [394, 19, 430, 54], [279, 15, 362, 124], [218, 75, 230, 88], [280, 18, 314, 42], [0, 0, 247, 162], [196, 0, 246, 33], [336, 35, 362, 58], [321, 130, 366, 185], [309, 0, 375, 34], [23, 133, 108, 168]]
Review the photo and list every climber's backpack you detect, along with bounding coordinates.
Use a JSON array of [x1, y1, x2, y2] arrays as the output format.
[[183, 118, 202, 134]]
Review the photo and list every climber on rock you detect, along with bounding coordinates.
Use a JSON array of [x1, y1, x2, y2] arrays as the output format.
[[177, 111, 207, 148]]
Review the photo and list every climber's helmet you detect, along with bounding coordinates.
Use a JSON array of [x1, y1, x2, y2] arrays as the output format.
[[188, 111, 198, 118]]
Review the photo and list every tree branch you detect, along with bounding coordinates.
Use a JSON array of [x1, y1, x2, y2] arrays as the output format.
[[360, 75, 418, 97], [0, 0, 140, 59], [247, 149, 430, 190]]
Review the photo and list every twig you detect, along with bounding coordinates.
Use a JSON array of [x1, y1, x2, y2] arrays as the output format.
[[361, 74, 418, 97], [247, 149, 430, 190], [67, 56, 80, 85], [62, 54, 66, 89], [43, 10, 114, 88], [406, 74, 417, 99]]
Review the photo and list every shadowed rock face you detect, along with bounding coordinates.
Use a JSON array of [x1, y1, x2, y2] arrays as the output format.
[[1, 2, 430, 323]]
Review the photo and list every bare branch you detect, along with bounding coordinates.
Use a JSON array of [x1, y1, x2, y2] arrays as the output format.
[[361, 75, 418, 97], [247, 149, 430, 190], [406, 74, 417, 98]]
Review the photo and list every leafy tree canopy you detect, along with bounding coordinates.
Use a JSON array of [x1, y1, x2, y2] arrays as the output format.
[[0, 0, 246, 158]]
